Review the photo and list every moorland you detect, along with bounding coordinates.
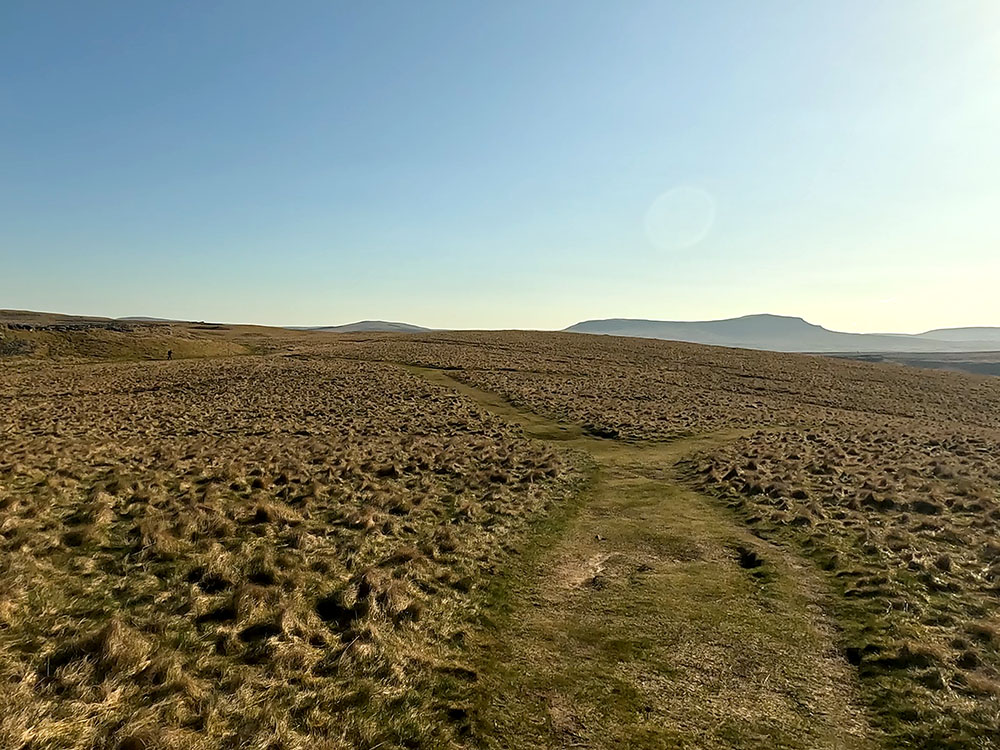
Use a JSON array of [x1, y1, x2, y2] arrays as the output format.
[[2, 314, 999, 749]]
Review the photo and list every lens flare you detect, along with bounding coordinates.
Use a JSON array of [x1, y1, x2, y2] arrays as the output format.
[[644, 187, 716, 251]]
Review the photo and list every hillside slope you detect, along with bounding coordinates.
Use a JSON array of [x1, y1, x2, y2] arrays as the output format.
[[566, 314, 998, 353], [297, 320, 431, 333]]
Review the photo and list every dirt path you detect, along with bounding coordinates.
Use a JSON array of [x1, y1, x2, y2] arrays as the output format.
[[411, 366, 875, 750]]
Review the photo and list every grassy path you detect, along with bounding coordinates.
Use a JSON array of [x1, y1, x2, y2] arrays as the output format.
[[411, 366, 875, 750]]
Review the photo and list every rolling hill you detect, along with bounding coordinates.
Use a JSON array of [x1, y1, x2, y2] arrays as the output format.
[[566, 314, 1000, 353], [915, 326, 1000, 344], [298, 320, 431, 333]]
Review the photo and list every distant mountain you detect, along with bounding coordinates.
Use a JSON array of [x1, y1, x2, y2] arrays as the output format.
[[915, 327, 1000, 343], [118, 316, 175, 322], [565, 315, 999, 353], [300, 321, 431, 334]]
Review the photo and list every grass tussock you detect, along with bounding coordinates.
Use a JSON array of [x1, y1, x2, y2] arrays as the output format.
[[0, 356, 580, 748], [5, 327, 1000, 748], [323, 330, 1000, 747], [687, 425, 1000, 746]]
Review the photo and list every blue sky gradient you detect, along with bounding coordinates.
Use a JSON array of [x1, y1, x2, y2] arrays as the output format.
[[3, 1, 998, 330]]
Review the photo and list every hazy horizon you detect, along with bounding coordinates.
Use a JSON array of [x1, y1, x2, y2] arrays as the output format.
[[8, 306, 1000, 338], [3, 1, 999, 332]]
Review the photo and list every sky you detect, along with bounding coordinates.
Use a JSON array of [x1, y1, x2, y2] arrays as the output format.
[[2, 1, 999, 332]]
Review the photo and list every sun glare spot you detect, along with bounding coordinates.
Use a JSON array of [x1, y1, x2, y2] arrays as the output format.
[[644, 187, 717, 251]]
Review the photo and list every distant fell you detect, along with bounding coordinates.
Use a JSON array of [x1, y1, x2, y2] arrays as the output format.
[[565, 314, 999, 353], [915, 327, 1000, 343], [300, 321, 430, 334]]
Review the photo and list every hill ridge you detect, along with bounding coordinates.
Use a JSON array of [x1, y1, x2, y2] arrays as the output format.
[[565, 314, 999, 353]]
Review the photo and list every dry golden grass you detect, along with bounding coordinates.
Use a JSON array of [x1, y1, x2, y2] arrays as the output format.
[[5, 325, 1000, 748], [0, 356, 578, 749], [0, 314, 251, 360], [687, 422, 1000, 747], [324, 330, 1000, 747], [328, 330, 1000, 438]]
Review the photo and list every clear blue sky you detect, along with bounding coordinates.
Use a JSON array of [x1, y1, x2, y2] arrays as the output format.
[[2, 1, 998, 331]]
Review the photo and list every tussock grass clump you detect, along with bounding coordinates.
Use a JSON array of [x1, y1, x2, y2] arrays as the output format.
[[333, 330, 1000, 441], [690, 423, 1000, 746], [327, 330, 1000, 746], [7, 327, 1000, 747], [0, 355, 579, 748]]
